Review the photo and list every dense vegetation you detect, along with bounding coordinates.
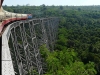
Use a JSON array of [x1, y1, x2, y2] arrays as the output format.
[[4, 5, 100, 75], [40, 45, 97, 75]]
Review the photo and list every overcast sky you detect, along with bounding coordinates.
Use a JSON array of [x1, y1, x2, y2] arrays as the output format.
[[3, 0, 100, 6]]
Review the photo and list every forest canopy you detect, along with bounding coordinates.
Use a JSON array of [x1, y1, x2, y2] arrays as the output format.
[[4, 5, 100, 75]]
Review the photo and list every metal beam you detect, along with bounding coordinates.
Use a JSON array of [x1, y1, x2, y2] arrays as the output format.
[[2, 17, 60, 75]]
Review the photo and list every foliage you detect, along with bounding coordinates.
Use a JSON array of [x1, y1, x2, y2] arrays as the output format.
[[4, 5, 100, 75], [40, 45, 97, 75]]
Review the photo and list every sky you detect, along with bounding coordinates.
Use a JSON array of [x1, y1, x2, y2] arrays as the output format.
[[2, 0, 100, 6]]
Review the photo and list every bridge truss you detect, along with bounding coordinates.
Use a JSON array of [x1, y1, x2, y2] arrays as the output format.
[[2, 17, 59, 75]]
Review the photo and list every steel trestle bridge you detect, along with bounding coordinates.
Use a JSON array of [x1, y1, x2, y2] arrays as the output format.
[[1, 17, 59, 75]]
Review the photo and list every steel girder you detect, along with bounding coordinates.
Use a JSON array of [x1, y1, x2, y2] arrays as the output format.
[[2, 17, 60, 75]]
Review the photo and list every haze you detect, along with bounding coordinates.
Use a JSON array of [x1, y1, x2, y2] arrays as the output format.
[[3, 0, 100, 6]]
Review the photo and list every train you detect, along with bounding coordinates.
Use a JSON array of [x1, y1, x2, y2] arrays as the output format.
[[0, 0, 32, 34]]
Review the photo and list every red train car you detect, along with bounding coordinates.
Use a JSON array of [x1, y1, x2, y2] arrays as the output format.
[[0, 0, 32, 34]]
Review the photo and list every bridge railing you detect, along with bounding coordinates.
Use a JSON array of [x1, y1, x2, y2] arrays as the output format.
[[2, 17, 60, 75]]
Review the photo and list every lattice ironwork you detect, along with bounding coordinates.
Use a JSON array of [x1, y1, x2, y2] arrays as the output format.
[[2, 17, 60, 75]]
